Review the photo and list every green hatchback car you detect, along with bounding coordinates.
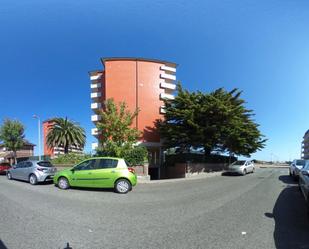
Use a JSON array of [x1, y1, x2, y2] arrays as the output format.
[[53, 157, 137, 194]]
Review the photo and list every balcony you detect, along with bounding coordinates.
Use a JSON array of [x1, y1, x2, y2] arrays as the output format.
[[90, 83, 102, 90], [90, 74, 102, 81], [160, 73, 176, 81], [91, 92, 101, 99], [160, 82, 176, 90], [160, 106, 166, 114], [91, 128, 99, 136], [91, 102, 102, 110], [160, 93, 175, 100], [92, 142, 98, 150], [160, 65, 176, 73], [91, 115, 101, 122]]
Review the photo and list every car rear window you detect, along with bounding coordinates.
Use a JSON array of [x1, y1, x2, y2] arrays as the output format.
[[37, 161, 53, 167]]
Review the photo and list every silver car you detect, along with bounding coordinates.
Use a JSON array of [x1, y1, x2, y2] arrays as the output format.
[[298, 161, 309, 213], [225, 160, 255, 175], [289, 159, 307, 180], [7, 160, 57, 185]]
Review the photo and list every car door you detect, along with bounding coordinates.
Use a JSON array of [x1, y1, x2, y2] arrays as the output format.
[[91, 159, 119, 188], [11, 162, 24, 179], [249, 161, 254, 172], [302, 164, 309, 199], [70, 159, 96, 187], [20, 161, 33, 181]]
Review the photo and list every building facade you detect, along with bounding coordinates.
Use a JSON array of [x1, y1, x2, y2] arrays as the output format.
[[0, 141, 35, 164], [43, 119, 83, 158], [89, 57, 177, 174], [302, 130, 309, 159]]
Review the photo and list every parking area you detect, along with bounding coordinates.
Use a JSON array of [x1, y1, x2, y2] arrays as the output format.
[[1, 168, 309, 249]]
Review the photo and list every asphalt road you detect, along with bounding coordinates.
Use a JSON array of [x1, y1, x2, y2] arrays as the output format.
[[0, 168, 309, 249]]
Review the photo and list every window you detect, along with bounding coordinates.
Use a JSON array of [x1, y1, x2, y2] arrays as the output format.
[[96, 159, 118, 169], [37, 161, 53, 167], [25, 162, 33, 168], [74, 159, 96, 171], [15, 162, 24, 168]]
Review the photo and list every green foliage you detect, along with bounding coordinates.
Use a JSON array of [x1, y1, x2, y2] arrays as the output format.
[[94, 99, 146, 166], [159, 83, 266, 157], [96, 143, 148, 166], [46, 117, 86, 154], [96, 99, 140, 147], [51, 153, 91, 165], [122, 146, 148, 166], [0, 119, 25, 163]]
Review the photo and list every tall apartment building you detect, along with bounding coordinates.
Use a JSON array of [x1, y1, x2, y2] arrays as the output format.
[[302, 130, 309, 159], [89, 57, 177, 170], [43, 119, 83, 158]]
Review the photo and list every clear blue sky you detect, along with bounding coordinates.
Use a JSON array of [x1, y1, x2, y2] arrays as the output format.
[[1, 0, 309, 161]]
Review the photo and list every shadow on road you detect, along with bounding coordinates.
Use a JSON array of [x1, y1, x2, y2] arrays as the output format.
[[265, 177, 309, 249], [278, 175, 297, 185], [0, 240, 8, 249]]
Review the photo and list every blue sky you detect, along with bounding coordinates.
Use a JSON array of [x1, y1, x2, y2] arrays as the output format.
[[1, 0, 309, 161]]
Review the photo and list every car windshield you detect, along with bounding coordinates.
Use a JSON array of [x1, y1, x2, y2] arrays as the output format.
[[232, 160, 246, 166], [296, 160, 306, 166], [37, 161, 53, 167]]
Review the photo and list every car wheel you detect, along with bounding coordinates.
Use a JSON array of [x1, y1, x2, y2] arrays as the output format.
[[58, 177, 70, 190], [242, 169, 247, 176], [115, 179, 131, 194], [29, 174, 38, 185], [7, 172, 12, 180]]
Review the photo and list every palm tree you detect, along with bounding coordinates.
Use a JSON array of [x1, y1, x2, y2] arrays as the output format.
[[46, 117, 86, 154]]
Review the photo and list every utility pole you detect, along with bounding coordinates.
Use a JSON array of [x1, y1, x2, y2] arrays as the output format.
[[33, 115, 41, 161]]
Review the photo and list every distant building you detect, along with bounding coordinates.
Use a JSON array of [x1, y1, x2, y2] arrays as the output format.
[[302, 130, 309, 159], [43, 119, 83, 158], [89, 57, 177, 177], [0, 140, 35, 164]]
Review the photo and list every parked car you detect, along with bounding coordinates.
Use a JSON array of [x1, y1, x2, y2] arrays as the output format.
[[289, 159, 307, 180], [225, 160, 255, 175], [298, 161, 309, 213], [53, 157, 137, 194], [7, 160, 57, 185], [0, 162, 11, 175]]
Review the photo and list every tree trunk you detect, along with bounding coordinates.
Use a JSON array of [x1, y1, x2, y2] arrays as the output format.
[[13, 150, 17, 165], [64, 145, 69, 154], [204, 147, 211, 161]]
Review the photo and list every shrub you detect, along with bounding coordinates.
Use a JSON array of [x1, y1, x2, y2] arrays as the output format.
[[51, 153, 91, 165], [96, 143, 148, 166], [122, 146, 148, 166]]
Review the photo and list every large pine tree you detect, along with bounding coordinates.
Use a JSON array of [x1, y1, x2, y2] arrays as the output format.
[[159, 83, 266, 157]]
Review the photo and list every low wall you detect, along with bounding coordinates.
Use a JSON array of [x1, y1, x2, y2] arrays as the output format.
[[166, 162, 229, 179]]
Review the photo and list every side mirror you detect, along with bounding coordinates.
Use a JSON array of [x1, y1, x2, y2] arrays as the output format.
[[301, 170, 309, 176]]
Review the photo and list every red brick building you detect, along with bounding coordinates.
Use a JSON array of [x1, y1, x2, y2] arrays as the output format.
[[89, 57, 177, 173]]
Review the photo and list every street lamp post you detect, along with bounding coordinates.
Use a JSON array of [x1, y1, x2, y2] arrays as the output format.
[[33, 115, 41, 161]]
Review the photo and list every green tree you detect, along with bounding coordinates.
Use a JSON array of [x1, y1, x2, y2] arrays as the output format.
[[159, 83, 266, 157], [95, 99, 147, 165], [96, 98, 140, 148], [46, 117, 86, 154], [0, 119, 25, 164]]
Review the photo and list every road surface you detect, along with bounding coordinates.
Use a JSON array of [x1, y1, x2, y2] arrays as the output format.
[[0, 168, 308, 249]]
